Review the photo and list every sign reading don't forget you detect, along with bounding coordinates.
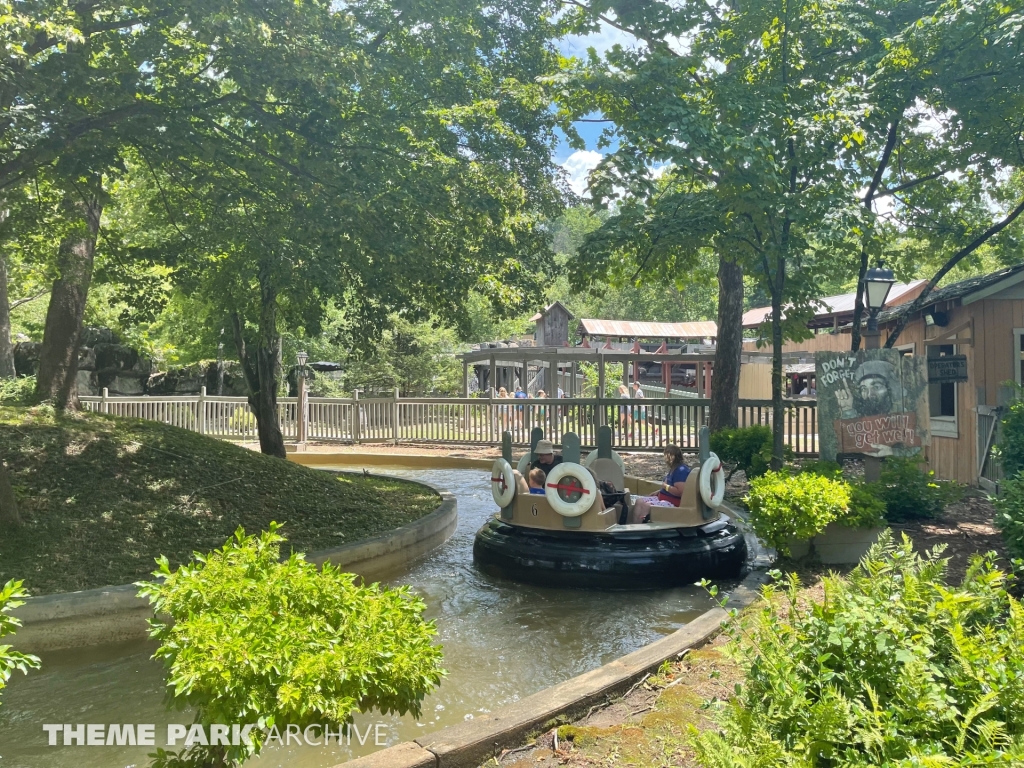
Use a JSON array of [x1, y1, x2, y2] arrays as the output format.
[[816, 349, 930, 462]]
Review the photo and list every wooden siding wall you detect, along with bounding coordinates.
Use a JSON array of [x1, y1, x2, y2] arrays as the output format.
[[540, 307, 571, 347], [743, 330, 854, 355], [739, 362, 773, 399]]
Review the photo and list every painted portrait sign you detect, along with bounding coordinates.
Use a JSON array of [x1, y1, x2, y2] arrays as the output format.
[[816, 349, 930, 462]]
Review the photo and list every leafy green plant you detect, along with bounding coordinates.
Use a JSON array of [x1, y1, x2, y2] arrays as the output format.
[[693, 533, 1024, 767], [711, 425, 789, 479], [798, 461, 887, 530], [998, 392, 1024, 477], [878, 456, 962, 521], [995, 472, 1024, 561], [138, 524, 445, 767], [0, 376, 36, 406], [0, 579, 41, 708], [746, 470, 851, 555]]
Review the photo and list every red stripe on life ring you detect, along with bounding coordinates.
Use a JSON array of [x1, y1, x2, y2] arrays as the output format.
[[546, 483, 590, 495]]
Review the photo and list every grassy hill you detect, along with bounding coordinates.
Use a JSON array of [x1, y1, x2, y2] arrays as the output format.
[[0, 406, 439, 595]]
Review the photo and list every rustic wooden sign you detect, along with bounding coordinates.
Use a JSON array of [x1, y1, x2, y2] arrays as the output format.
[[927, 355, 968, 383]]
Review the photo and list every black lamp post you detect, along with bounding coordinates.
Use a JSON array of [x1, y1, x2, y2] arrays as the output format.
[[861, 265, 895, 482], [296, 351, 309, 445], [862, 264, 895, 349]]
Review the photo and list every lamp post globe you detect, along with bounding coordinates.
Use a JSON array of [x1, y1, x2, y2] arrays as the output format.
[[863, 265, 896, 311], [296, 351, 309, 370]]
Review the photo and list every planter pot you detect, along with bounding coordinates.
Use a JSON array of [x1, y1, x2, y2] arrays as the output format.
[[784, 525, 887, 564]]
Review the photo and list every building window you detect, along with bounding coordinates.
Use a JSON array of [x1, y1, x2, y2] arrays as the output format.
[[895, 343, 915, 358], [1015, 329, 1024, 387], [928, 344, 957, 438]]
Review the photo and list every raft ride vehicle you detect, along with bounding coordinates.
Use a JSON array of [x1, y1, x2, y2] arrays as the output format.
[[473, 427, 748, 589]]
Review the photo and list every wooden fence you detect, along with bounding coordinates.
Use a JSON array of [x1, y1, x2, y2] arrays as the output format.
[[80, 388, 819, 455]]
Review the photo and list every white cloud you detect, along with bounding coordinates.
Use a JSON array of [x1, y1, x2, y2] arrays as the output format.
[[561, 150, 604, 197], [558, 21, 641, 60]]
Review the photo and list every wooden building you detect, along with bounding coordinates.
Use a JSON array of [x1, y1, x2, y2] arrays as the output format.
[[752, 264, 1024, 486]]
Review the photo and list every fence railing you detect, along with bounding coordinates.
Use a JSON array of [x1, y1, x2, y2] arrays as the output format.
[[81, 388, 819, 455]]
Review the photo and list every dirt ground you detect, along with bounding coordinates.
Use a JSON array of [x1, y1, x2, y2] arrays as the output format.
[[485, 633, 743, 768]]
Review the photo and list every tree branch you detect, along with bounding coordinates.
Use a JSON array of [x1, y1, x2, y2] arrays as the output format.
[[885, 194, 1024, 348], [9, 291, 46, 311]]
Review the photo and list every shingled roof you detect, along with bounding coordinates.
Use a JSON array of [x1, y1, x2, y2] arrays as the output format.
[[877, 262, 1024, 322]]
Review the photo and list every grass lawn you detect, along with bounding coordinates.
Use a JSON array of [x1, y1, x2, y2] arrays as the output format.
[[0, 405, 440, 595]]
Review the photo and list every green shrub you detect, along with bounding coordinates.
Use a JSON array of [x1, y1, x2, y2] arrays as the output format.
[[998, 396, 1024, 477], [798, 461, 887, 530], [692, 533, 1024, 767], [878, 456, 962, 521], [0, 376, 35, 406], [746, 470, 851, 555], [0, 579, 41, 709], [995, 472, 1024, 560], [843, 482, 887, 529], [138, 524, 445, 767], [711, 425, 789, 479]]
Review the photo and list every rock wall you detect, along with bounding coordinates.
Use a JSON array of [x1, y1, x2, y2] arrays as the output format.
[[13, 328, 249, 397]]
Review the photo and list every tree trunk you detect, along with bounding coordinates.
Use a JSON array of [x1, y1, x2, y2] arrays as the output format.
[[0, 249, 14, 379], [770, 253, 785, 470], [230, 277, 286, 459], [709, 255, 743, 432], [0, 462, 20, 526], [35, 189, 103, 409]]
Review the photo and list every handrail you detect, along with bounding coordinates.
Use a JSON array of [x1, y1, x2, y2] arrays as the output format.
[[79, 387, 819, 454]]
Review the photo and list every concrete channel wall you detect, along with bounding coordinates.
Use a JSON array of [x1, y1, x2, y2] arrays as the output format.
[[9, 475, 457, 653], [334, 570, 768, 768]]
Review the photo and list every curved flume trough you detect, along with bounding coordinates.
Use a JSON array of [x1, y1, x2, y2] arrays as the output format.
[[0, 466, 749, 768]]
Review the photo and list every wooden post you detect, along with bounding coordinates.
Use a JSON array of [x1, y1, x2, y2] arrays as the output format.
[[352, 389, 361, 444], [462, 361, 469, 397], [597, 354, 606, 428], [392, 387, 400, 445], [198, 386, 206, 434], [489, 355, 496, 395], [101, 387, 109, 415]]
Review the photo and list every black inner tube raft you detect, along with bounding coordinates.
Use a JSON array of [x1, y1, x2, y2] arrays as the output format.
[[473, 515, 748, 590]]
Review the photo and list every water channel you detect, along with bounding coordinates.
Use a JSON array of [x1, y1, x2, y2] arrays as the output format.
[[0, 468, 734, 768]]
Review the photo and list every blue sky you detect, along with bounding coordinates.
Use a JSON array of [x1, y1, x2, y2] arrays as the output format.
[[553, 23, 637, 195]]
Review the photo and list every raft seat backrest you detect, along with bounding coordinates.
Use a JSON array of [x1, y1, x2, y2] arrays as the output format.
[[588, 457, 625, 492]]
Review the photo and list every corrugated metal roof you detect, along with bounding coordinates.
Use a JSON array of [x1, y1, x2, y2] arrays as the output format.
[[742, 280, 928, 327], [578, 319, 718, 339]]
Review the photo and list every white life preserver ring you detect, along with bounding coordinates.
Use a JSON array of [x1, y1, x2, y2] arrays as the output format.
[[583, 450, 625, 473], [491, 458, 515, 508], [699, 452, 725, 509], [516, 453, 532, 475], [544, 462, 598, 518]]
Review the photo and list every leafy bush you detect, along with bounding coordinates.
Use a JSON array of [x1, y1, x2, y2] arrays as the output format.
[[138, 524, 445, 767], [798, 461, 887, 530], [998, 395, 1024, 477], [711, 425, 786, 479], [877, 456, 962, 521], [1, 579, 41, 708], [995, 472, 1024, 560], [843, 482, 888, 529], [746, 470, 851, 555], [0, 376, 35, 406], [692, 533, 1024, 767]]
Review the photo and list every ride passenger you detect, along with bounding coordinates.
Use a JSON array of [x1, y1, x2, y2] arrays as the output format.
[[527, 467, 546, 494], [629, 445, 691, 523], [530, 439, 563, 473]]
